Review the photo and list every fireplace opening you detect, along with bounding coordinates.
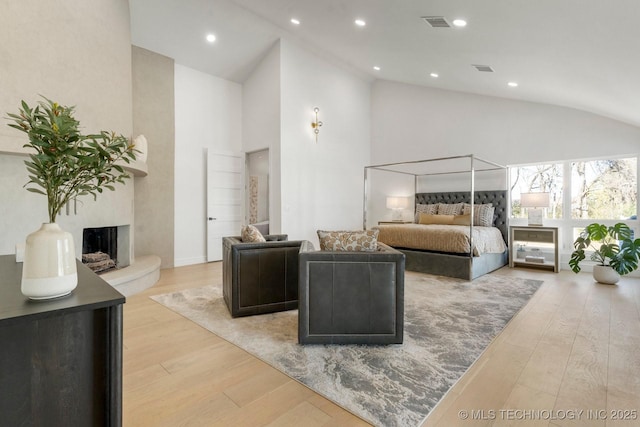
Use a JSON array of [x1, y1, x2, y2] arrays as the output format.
[[82, 226, 118, 274]]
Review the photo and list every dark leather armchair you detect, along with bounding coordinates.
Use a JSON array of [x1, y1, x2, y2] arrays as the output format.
[[298, 241, 405, 344], [223, 234, 305, 318]]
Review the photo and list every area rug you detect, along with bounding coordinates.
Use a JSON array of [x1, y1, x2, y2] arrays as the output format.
[[151, 273, 542, 426]]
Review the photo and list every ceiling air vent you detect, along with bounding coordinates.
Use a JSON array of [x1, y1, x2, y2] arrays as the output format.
[[472, 64, 494, 72], [422, 16, 451, 28]]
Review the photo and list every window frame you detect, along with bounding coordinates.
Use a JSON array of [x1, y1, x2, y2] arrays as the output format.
[[508, 155, 639, 264]]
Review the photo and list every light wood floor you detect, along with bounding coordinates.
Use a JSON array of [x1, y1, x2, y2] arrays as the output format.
[[123, 264, 640, 426]]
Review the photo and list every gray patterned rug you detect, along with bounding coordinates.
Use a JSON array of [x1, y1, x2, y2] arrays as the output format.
[[151, 272, 542, 426]]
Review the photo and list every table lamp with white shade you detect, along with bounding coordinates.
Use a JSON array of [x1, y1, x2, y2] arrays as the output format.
[[386, 196, 410, 221], [520, 192, 550, 226]]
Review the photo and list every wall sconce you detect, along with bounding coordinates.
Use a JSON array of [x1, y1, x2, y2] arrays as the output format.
[[311, 107, 323, 142]]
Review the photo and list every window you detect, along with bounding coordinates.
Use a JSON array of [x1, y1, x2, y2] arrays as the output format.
[[510, 163, 563, 219], [511, 157, 637, 266], [570, 158, 637, 220], [511, 157, 637, 221]]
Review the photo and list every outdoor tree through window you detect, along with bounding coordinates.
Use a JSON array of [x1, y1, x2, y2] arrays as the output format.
[[571, 158, 637, 220], [510, 163, 563, 219], [510, 157, 637, 221]]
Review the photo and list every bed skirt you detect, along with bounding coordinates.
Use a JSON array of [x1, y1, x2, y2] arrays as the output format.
[[400, 248, 508, 280]]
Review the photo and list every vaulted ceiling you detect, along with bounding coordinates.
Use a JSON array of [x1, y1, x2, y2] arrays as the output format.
[[130, 0, 640, 127]]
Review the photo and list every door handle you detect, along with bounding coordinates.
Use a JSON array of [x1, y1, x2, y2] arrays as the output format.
[[208, 217, 217, 221]]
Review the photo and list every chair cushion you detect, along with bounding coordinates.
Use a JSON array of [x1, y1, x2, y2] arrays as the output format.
[[317, 229, 379, 252], [241, 224, 266, 243]]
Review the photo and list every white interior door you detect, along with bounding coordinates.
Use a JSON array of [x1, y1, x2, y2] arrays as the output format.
[[207, 149, 244, 261]]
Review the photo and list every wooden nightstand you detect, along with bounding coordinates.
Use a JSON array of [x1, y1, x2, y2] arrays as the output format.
[[509, 226, 559, 272], [378, 221, 413, 225]]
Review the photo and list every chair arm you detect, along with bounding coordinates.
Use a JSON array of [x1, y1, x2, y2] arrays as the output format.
[[299, 240, 316, 253], [265, 234, 288, 242], [222, 235, 290, 251], [223, 234, 288, 243], [230, 241, 306, 253], [298, 242, 404, 262]]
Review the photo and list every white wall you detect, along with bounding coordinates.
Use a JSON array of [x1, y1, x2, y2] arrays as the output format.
[[371, 80, 640, 166], [174, 64, 242, 266], [0, 0, 132, 146], [0, 0, 133, 258], [280, 39, 371, 245], [371, 79, 640, 269], [365, 170, 415, 226], [132, 46, 175, 268], [242, 42, 282, 233], [0, 155, 134, 258]]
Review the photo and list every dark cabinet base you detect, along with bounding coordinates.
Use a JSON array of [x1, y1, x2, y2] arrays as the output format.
[[0, 256, 124, 427]]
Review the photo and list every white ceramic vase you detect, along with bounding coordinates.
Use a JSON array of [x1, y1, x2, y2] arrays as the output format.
[[592, 264, 620, 285], [21, 223, 78, 299]]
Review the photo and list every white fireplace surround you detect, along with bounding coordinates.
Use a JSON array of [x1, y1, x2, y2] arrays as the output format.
[[117, 225, 131, 268], [82, 225, 131, 269], [1, 151, 159, 297]]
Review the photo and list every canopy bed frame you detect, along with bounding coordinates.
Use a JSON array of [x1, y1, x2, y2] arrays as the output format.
[[363, 155, 509, 280]]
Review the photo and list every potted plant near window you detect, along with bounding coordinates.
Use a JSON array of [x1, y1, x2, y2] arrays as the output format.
[[569, 223, 640, 284], [7, 97, 136, 299]]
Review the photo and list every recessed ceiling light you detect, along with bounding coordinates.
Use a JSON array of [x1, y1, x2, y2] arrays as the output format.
[[373, 66, 381, 71], [430, 73, 439, 78], [206, 34, 216, 43], [452, 19, 467, 27], [290, 18, 300, 25], [355, 19, 366, 27], [508, 82, 519, 87]]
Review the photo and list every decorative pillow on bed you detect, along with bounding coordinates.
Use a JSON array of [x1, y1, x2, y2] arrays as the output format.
[[452, 214, 472, 226], [419, 213, 455, 225], [414, 203, 439, 223], [317, 229, 379, 252], [462, 203, 495, 227], [437, 203, 464, 215], [241, 224, 266, 243]]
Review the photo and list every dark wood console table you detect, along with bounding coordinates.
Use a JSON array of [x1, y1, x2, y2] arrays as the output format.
[[0, 255, 125, 427]]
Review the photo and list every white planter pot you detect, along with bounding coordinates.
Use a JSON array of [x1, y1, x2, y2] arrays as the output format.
[[21, 223, 78, 299], [592, 264, 620, 285]]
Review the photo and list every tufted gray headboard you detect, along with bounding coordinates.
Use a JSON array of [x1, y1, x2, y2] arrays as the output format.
[[415, 190, 508, 243]]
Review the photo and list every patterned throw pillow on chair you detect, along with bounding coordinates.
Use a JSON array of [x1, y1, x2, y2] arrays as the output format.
[[241, 224, 266, 243], [317, 229, 379, 252]]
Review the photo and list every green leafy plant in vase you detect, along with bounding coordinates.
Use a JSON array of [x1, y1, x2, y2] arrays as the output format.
[[569, 222, 640, 284], [6, 97, 137, 299]]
